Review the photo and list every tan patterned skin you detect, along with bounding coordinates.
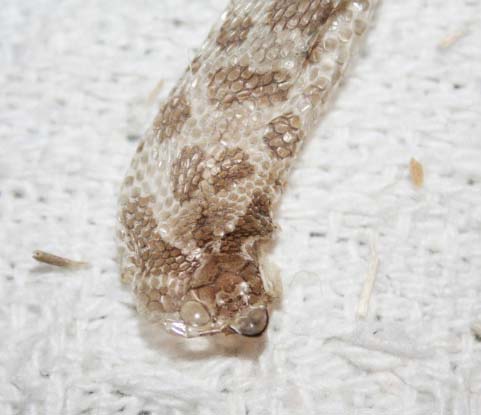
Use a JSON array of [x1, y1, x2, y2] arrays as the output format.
[[117, 0, 377, 337]]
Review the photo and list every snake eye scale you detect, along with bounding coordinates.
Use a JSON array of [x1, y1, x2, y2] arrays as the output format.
[[117, 0, 378, 337]]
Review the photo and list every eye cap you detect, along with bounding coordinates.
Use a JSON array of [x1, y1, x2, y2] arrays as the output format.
[[229, 306, 269, 337]]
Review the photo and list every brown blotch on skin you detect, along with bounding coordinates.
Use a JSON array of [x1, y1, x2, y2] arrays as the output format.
[[153, 90, 191, 142], [171, 145, 205, 204], [216, 8, 253, 50], [264, 112, 304, 159], [211, 147, 255, 192], [120, 195, 200, 311], [267, 0, 334, 35], [190, 254, 267, 319], [180, 190, 274, 255], [220, 191, 274, 254], [191, 200, 239, 249], [208, 65, 291, 109], [304, 0, 354, 65]]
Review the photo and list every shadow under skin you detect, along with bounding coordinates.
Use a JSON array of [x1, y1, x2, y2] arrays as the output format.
[[138, 320, 267, 360]]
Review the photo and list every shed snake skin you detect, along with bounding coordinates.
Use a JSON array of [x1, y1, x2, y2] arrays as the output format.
[[117, 0, 378, 337]]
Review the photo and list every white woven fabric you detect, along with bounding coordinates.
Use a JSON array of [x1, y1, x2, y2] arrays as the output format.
[[1, 1, 481, 414]]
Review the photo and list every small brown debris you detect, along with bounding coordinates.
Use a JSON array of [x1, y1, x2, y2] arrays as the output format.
[[409, 158, 424, 188], [356, 236, 379, 319], [32, 250, 89, 269], [438, 31, 466, 49]]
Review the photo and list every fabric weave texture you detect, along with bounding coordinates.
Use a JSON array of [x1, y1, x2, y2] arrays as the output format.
[[1, 1, 481, 414]]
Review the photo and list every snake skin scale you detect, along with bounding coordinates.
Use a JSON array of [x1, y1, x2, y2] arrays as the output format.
[[117, 0, 377, 337]]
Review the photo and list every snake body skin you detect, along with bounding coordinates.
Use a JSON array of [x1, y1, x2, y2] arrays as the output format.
[[117, 0, 377, 337]]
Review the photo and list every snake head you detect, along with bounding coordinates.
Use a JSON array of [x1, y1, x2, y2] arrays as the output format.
[[167, 253, 272, 337]]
